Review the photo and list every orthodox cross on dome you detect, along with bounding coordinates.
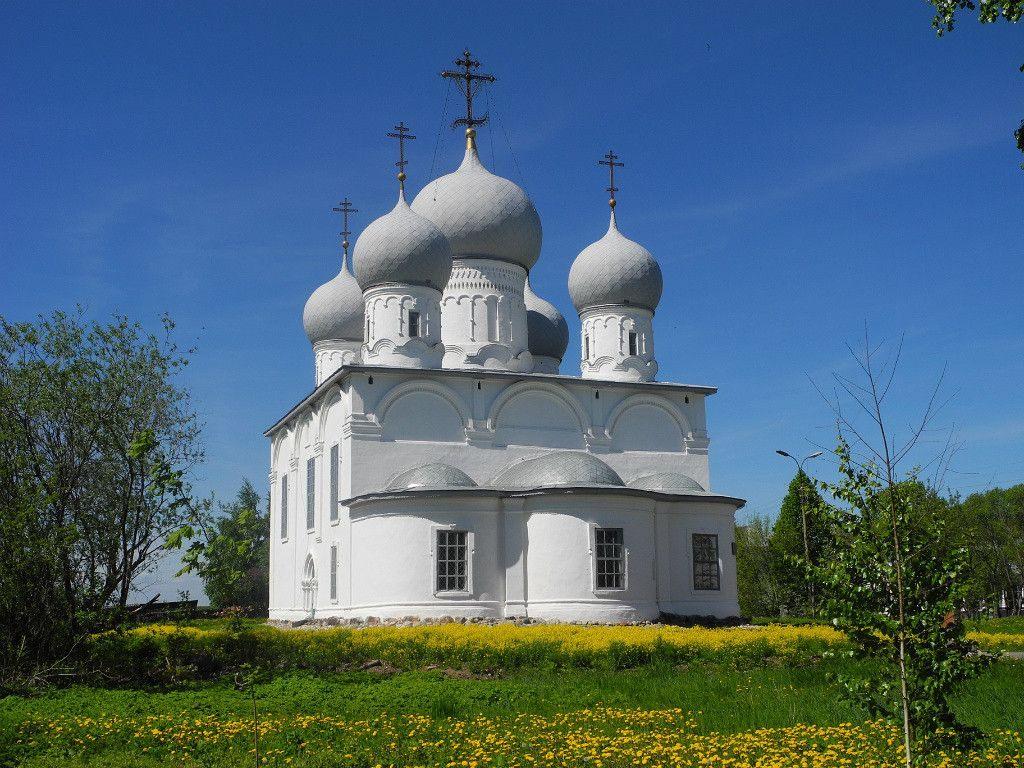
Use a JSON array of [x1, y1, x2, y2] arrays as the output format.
[[441, 49, 496, 133], [331, 198, 357, 266], [599, 150, 624, 210], [386, 121, 417, 193]]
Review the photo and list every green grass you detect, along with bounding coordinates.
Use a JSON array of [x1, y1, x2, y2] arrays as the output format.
[[3, 660, 1024, 766]]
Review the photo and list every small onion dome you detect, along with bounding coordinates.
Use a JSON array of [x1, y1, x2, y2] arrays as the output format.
[[524, 279, 569, 362], [628, 472, 706, 494], [411, 136, 542, 270], [302, 260, 365, 344], [568, 210, 663, 313], [353, 190, 453, 292], [386, 462, 477, 491], [491, 450, 624, 490]]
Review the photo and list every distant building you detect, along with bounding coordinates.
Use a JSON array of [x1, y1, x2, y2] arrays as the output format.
[[266, 57, 744, 622]]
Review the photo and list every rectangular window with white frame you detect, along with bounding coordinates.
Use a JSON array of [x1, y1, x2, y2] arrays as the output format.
[[628, 330, 638, 356], [692, 533, 721, 591], [280, 475, 288, 539], [594, 527, 625, 590], [306, 457, 315, 531], [408, 309, 420, 338], [329, 443, 339, 523], [330, 544, 338, 601], [435, 529, 468, 593]]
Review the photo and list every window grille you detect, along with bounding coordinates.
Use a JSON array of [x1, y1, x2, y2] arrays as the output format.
[[628, 331, 638, 356], [329, 444, 339, 522], [280, 475, 288, 539], [408, 310, 420, 338], [693, 533, 721, 590], [306, 457, 315, 530], [330, 544, 338, 601], [584, 335, 591, 360], [436, 529, 468, 592], [595, 527, 625, 590]]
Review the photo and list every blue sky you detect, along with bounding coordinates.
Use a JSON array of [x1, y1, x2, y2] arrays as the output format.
[[2, 2, 1022, 600]]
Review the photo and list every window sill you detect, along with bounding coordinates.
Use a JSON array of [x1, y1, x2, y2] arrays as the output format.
[[434, 590, 473, 599]]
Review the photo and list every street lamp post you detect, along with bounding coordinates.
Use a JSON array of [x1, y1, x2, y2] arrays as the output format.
[[776, 449, 823, 617]]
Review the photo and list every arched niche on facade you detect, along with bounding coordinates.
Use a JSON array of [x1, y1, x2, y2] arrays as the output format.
[[489, 382, 588, 449], [377, 381, 468, 443], [607, 395, 689, 452]]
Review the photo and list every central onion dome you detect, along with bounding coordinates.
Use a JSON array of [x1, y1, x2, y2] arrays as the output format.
[[411, 133, 542, 270], [524, 279, 568, 361], [353, 190, 453, 291], [568, 211, 663, 313], [302, 259, 365, 344]]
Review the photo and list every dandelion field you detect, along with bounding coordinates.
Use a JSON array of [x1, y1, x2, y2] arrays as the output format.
[[3, 622, 1024, 767]]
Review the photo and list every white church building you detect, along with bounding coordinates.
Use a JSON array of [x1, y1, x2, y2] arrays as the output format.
[[266, 55, 744, 623]]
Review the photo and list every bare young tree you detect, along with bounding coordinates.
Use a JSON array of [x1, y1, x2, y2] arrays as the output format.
[[807, 329, 985, 766]]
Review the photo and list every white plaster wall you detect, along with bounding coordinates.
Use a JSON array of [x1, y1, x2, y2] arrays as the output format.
[[522, 495, 660, 622], [580, 307, 658, 382], [347, 497, 503, 619]]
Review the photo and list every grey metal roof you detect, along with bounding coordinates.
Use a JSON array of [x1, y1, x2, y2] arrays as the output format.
[[302, 262, 365, 344], [628, 472, 706, 493], [491, 450, 624, 490], [411, 144, 542, 270], [352, 191, 453, 291], [524, 279, 569, 361], [568, 211, 663, 313], [386, 463, 478, 491]]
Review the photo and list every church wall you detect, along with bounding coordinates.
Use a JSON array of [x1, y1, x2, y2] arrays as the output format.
[[522, 494, 660, 622], [655, 500, 740, 617], [343, 369, 712, 495], [346, 496, 503, 620], [267, 367, 732, 621]]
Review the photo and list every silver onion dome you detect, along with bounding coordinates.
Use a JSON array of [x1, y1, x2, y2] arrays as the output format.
[[524, 279, 569, 362], [353, 190, 454, 292], [411, 134, 542, 270], [302, 260, 365, 344], [568, 210, 663, 313]]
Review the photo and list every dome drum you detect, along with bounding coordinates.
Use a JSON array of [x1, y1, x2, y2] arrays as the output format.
[[362, 283, 445, 369]]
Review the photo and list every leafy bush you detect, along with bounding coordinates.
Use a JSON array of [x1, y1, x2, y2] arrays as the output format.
[[82, 623, 846, 684]]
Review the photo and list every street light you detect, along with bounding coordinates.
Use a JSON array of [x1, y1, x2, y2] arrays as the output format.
[[775, 449, 823, 616]]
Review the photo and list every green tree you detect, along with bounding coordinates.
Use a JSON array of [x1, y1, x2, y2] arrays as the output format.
[[0, 310, 200, 677], [176, 480, 270, 611], [952, 485, 1024, 614], [926, 1, 1024, 166], [771, 470, 826, 616], [808, 334, 987, 765], [735, 515, 786, 617]]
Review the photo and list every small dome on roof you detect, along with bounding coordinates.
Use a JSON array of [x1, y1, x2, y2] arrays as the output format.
[[353, 190, 453, 292], [491, 451, 624, 490], [524, 279, 569, 361], [386, 463, 477, 491], [628, 472, 706, 493], [302, 261, 365, 344], [411, 137, 542, 270], [568, 211, 663, 313]]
